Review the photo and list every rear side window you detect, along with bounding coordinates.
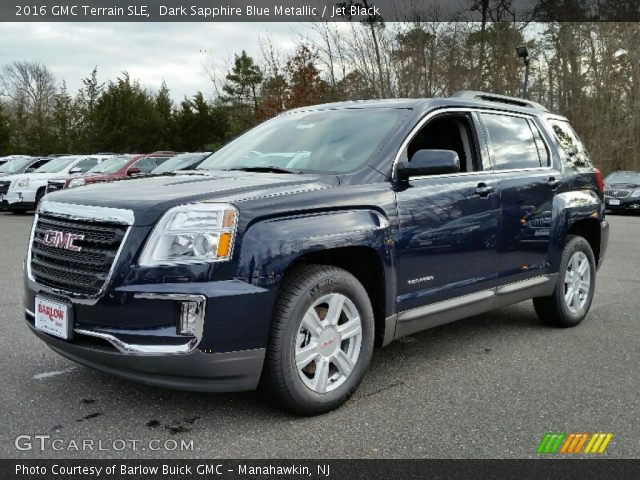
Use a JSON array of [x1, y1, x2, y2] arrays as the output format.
[[481, 113, 547, 170], [548, 120, 593, 168]]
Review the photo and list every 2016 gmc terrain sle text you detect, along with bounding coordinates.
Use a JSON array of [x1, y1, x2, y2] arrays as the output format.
[[24, 92, 609, 415]]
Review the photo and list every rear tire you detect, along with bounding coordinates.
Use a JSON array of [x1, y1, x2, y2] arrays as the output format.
[[262, 264, 374, 415], [534, 235, 596, 327]]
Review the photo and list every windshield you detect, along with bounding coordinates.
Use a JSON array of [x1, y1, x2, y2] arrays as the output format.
[[0, 158, 33, 173], [87, 156, 133, 174], [196, 109, 407, 174], [605, 171, 640, 184], [151, 152, 211, 174], [33, 157, 77, 173]]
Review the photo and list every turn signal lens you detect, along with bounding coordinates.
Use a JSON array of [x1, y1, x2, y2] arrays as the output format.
[[222, 209, 236, 228], [217, 232, 232, 258]]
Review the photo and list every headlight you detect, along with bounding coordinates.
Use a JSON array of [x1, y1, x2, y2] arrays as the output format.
[[631, 190, 640, 198], [16, 179, 30, 188], [68, 178, 85, 188], [138, 203, 238, 267]]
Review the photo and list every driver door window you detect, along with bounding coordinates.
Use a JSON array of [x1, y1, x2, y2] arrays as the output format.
[[406, 113, 482, 173]]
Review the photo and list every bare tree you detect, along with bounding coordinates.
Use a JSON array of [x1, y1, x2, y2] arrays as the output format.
[[1, 60, 56, 152]]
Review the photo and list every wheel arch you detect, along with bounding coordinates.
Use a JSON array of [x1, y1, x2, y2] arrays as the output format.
[[567, 218, 601, 265], [283, 246, 388, 347], [551, 190, 605, 270]]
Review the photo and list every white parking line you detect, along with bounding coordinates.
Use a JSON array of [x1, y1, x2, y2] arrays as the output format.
[[33, 367, 75, 380]]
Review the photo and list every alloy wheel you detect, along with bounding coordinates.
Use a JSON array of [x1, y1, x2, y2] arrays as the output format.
[[294, 293, 363, 393], [564, 251, 591, 314]]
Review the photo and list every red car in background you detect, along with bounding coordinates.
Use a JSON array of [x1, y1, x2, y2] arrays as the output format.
[[46, 151, 178, 193]]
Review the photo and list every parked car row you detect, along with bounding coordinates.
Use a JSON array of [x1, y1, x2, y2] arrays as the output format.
[[0, 151, 212, 213]]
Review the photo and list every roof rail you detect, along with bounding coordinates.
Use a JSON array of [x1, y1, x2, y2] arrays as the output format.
[[451, 90, 549, 112]]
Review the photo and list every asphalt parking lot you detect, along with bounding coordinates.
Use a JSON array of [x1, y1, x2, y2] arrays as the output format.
[[0, 211, 638, 459]]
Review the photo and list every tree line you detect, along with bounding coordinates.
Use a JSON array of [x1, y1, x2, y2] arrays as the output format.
[[0, 16, 638, 174]]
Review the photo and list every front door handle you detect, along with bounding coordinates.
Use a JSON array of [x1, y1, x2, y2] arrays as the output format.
[[475, 183, 495, 197], [548, 177, 560, 190]]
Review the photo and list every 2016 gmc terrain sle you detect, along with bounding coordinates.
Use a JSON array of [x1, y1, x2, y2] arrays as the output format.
[[24, 92, 609, 415]]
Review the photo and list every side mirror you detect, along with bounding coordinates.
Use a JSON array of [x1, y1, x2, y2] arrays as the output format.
[[24, 168, 36, 173], [127, 167, 141, 175], [397, 149, 460, 181], [69, 167, 82, 174]]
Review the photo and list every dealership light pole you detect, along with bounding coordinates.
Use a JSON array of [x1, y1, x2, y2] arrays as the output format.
[[516, 45, 530, 99]]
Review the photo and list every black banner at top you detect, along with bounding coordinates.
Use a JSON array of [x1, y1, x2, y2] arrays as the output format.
[[3, 0, 640, 22]]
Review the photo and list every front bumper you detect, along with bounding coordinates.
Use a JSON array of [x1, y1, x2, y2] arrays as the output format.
[[4, 190, 36, 210], [605, 196, 640, 211], [25, 310, 265, 392], [24, 276, 276, 392]]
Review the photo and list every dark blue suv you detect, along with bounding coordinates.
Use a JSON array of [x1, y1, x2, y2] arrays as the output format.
[[24, 91, 609, 414]]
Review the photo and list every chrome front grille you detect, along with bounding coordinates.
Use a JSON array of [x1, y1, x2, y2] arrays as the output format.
[[30, 215, 128, 296], [0, 181, 9, 195], [604, 189, 631, 198]]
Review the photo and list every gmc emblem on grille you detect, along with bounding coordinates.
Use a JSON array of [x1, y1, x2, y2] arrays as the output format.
[[41, 230, 85, 252]]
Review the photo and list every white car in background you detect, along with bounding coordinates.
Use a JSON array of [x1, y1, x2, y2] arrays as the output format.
[[1, 155, 113, 213]]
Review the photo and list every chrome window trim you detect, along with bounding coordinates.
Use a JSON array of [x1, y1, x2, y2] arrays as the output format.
[[391, 107, 555, 182], [26, 205, 134, 304]]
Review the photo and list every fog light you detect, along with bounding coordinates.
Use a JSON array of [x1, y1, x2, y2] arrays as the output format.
[[179, 301, 199, 336]]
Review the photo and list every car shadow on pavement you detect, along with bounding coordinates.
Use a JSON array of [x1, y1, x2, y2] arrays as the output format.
[[53, 302, 544, 424]]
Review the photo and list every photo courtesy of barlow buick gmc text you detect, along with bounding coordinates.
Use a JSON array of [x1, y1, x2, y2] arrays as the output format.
[[0, 1, 639, 479]]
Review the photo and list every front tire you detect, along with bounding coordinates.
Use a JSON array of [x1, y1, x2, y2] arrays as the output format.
[[534, 235, 596, 327], [262, 264, 374, 415]]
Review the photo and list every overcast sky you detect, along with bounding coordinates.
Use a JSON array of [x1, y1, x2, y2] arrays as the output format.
[[0, 22, 304, 101]]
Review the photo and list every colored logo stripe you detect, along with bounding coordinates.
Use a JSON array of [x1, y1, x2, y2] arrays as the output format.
[[560, 433, 589, 454], [537, 433, 613, 454], [584, 433, 613, 454], [537, 433, 565, 454]]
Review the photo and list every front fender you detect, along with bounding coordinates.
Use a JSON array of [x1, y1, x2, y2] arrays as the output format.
[[236, 209, 394, 287]]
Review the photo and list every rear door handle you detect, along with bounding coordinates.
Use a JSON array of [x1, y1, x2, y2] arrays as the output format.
[[548, 177, 560, 190], [475, 183, 495, 197]]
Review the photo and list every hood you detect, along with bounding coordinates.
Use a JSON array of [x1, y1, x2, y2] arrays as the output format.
[[44, 171, 338, 225], [49, 172, 86, 182], [605, 182, 640, 189], [83, 172, 123, 183], [7, 172, 66, 184]]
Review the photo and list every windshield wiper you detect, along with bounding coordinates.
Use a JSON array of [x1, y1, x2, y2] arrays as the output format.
[[225, 166, 302, 174]]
